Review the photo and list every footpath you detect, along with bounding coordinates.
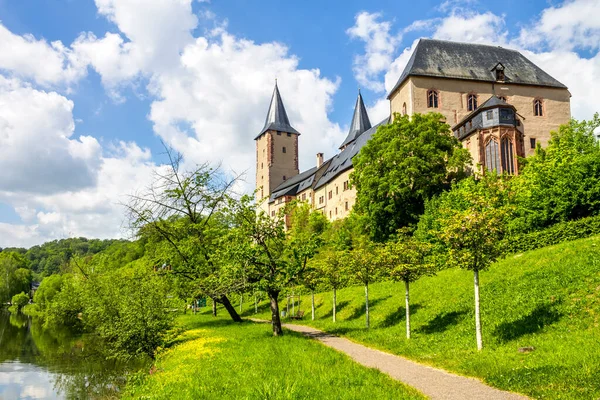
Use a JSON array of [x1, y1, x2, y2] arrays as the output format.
[[252, 319, 528, 400]]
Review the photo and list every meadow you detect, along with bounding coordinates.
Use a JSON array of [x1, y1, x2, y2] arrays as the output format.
[[246, 235, 600, 399]]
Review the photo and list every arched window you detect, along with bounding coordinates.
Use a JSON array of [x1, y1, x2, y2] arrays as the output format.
[[427, 90, 439, 108], [501, 137, 515, 174], [402, 102, 407, 115], [485, 139, 500, 174], [467, 94, 478, 111], [534, 99, 543, 116]]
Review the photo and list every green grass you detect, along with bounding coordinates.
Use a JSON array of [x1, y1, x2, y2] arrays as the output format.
[[124, 313, 424, 399], [246, 235, 600, 399]]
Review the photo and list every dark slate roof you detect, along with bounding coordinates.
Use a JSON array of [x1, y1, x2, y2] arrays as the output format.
[[387, 39, 568, 99], [339, 91, 372, 149], [256, 82, 300, 139], [314, 118, 389, 190], [453, 95, 517, 140], [269, 166, 318, 203]]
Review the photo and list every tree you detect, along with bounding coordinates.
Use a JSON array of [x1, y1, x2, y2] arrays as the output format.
[[427, 175, 513, 350], [377, 231, 435, 338], [346, 243, 379, 328], [227, 196, 302, 336], [0, 252, 32, 302], [126, 146, 242, 322], [10, 292, 29, 311], [511, 114, 600, 232], [352, 113, 471, 241], [316, 249, 350, 323]]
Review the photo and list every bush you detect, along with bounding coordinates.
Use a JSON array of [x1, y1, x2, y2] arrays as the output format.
[[505, 214, 600, 254], [11, 292, 29, 311]]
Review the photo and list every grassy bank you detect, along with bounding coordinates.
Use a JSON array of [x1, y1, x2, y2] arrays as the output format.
[[246, 235, 600, 399], [124, 313, 424, 399]]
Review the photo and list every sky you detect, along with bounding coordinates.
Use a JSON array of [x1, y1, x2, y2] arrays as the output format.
[[0, 0, 599, 248]]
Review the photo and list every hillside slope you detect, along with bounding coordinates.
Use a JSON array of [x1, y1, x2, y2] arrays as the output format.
[[246, 235, 600, 399]]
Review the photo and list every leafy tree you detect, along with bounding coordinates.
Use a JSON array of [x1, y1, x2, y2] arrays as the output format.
[[425, 175, 513, 350], [126, 146, 242, 322], [377, 230, 435, 338], [0, 252, 32, 302], [227, 196, 302, 336], [315, 249, 350, 323], [346, 243, 380, 328], [511, 114, 600, 232], [11, 292, 29, 311], [352, 113, 471, 241]]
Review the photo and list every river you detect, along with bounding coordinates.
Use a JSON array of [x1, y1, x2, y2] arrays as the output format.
[[0, 310, 146, 399]]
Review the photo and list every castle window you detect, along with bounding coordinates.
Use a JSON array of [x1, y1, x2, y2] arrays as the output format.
[[336, 186, 338, 195], [272, 211, 275, 217], [283, 175, 286, 181], [486, 110, 493, 120], [261, 163, 263, 169], [530, 138, 536, 149], [467, 94, 478, 111], [328, 191, 332, 199], [282, 146, 287, 153], [277, 132, 281, 136], [484, 138, 500, 174], [335, 207, 338, 215], [427, 90, 439, 108], [319, 196, 324, 204], [501, 137, 515, 175], [498, 96, 507, 102], [496, 68, 505, 81], [302, 193, 306, 201], [287, 133, 291, 137], [329, 211, 332, 218], [534, 99, 543, 116], [345, 201, 349, 211], [343, 181, 349, 191], [402, 102, 407, 115]]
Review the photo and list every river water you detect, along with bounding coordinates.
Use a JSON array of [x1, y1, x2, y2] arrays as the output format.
[[0, 310, 145, 399]]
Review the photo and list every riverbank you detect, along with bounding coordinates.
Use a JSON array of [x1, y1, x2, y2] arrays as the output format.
[[123, 313, 424, 399]]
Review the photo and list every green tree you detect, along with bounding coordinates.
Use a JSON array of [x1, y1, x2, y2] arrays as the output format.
[[377, 231, 435, 338], [10, 292, 29, 311], [0, 252, 31, 302], [346, 243, 380, 328], [426, 175, 513, 350], [511, 114, 600, 232], [352, 113, 471, 241], [315, 249, 350, 323]]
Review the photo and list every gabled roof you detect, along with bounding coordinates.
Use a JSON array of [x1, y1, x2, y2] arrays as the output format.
[[339, 91, 372, 149], [269, 166, 318, 203], [387, 38, 568, 99], [256, 82, 300, 139]]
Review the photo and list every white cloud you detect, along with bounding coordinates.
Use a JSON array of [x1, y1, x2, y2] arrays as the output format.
[[347, 11, 401, 92], [0, 24, 85, 87]]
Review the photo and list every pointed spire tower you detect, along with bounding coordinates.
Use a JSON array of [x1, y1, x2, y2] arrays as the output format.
[[255, 81, 300, 213], [340, 90, 372, 150]]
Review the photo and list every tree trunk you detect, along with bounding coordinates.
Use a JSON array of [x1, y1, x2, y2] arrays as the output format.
[[212, 298, 217, 317], [239, 293, 243, 313], [286, 296, 290, 316], [254, 294, 258, 314], [218, 295, 242, 322], [365, 283, 370, 328], [311, 291, 315, 321], [405, 280, 411, 339], [474, 269, 483, 350], [268, 290, 283, 336], [292, 294, 295, 316], [333, 287, 337, 323]]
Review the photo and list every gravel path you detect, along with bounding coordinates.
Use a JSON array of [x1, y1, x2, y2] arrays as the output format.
[[279, 322, 528, 400]]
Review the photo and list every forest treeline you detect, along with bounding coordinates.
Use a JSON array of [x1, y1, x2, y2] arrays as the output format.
[[2, 112, 600, 360]]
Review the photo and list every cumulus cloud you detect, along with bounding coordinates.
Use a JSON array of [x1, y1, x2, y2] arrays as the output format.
[[0, 24, 86, 87], [347, 12, 401, 92]]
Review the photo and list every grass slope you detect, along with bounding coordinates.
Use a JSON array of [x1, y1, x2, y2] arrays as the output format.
[[124, 314, 424, 399], [246, 235, 600, 399]]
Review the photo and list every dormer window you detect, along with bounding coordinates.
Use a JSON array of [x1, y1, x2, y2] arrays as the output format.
[[493, 63, 505, 81], [498, 96, 507, 102], [427, 89, 439, 108]]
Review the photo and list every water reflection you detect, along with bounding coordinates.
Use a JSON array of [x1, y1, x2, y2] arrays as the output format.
[[0, 309, 147, 399]]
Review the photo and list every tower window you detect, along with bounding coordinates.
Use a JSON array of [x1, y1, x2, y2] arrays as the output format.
[[345, 201, 349, 211], [402, 102, 407, 115], [427, 89, 439, 108], [287, 133, 291, 137], [282, 146, 287, 153], [485, 138, 500, 174], [486, 110, 493, 120], [534, 99, 543, 116], [501, 137, 515, 175], [467, 94, 478, 111], [283, 175, 286, 181], [530, 138, 536, 149], [276, 132, 281, 136]]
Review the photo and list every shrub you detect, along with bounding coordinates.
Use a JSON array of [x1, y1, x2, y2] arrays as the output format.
[[11, 292, 29, 311], [505, 214, 600, 254]]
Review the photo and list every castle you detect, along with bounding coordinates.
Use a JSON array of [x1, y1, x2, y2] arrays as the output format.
[[255, 39, 571, 220]]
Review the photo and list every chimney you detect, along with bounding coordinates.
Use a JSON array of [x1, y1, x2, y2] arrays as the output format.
[[316, 153, 324, 168]]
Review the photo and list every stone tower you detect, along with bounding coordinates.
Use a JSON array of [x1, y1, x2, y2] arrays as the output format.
[[255, 82, 300, 213]]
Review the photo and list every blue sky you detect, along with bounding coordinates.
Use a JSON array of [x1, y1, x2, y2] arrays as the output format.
[[0, 0, 598, 247]]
